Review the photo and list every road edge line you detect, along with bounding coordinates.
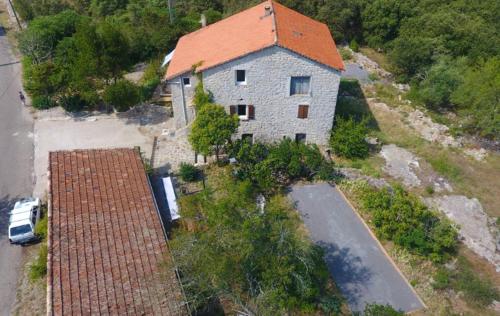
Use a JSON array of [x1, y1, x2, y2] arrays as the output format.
[[335, 186, 428, 311]]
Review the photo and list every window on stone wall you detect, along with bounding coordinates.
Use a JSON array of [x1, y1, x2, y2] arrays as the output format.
[[182, 77, 191, 86], [236, 70, 246, 85], [295, 133, 306, 142], [290, 76, 310, 95]]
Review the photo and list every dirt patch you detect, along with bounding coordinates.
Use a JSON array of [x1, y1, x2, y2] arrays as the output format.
[[425, 195, 500, 272]]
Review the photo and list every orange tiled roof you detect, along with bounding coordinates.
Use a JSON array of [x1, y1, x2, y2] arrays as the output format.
[[165, 0, 344, 79], [48, 149, 187, 315]]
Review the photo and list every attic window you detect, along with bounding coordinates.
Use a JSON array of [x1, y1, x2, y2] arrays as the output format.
[[236, 70, 246, 85], [182, 77, 191, 86]]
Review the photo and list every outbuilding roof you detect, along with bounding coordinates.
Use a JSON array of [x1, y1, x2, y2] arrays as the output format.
[[47, 148, 187, 315], [165, 0, 344, 80]]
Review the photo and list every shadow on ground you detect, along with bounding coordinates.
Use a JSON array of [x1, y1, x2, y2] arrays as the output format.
[[318, 241, 373, 309], [336, 79, 380, 132]]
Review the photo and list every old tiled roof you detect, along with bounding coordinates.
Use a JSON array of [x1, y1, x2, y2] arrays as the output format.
[[165, 0, 344, 80], [47, 149, 187, 315]]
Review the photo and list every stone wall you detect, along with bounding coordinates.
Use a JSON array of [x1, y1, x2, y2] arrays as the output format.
[[169, 72, 198, 129], [169, 45, 341, 145]]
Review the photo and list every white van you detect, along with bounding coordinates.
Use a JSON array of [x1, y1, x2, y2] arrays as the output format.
[[8, 198, 41, 244]]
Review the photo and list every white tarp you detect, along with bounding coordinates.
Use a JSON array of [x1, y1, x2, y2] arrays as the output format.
[[162, 177, 180, 220], [161, 50, 175, 67]]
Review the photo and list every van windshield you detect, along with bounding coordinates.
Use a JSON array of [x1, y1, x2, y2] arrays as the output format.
[[10, 224, 32, 236]]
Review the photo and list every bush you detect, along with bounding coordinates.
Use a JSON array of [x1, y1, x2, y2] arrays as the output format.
[[339, 47, 353, 60], [349, 39, 359, 52], [103, 80, 140, 112], [360, 186, 458, 262], [29, 243, 48, 281], [59, 94, 89, 112], [179, 163, 200, 182], [330, 117, 369, 159], [32, 96, 55, 110], [229, 138, 334, 191], [363, 303, 404, 316]]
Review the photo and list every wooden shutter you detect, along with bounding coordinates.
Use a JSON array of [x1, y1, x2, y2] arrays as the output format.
[[248, 105, 255, 119], [229, 105, 236, 115], [298, 105, 309, 119]]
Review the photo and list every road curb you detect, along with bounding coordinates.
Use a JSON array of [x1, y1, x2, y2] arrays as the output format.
[[335, 186, 427, 311]]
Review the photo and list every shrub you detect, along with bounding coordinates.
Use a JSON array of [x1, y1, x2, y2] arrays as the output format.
[[59, 93, 89, 112], [179, 163, 200, 182], [103, 80, 140, 112], [361, 186, 458, 262], [339, 47, 353, 60], [363, 303, 404, 316], [349, 39, 359, 52], [140, 78, 160, 101], [330, 117, 369, 159], [29, 243, 48, 281], [32, 95, 55, 110]]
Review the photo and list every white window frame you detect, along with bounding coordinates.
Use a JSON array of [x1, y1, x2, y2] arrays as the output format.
[[235, 70, 247, 86], [289, 76, 311, 96], [237, 104, 248, 120], [182, 77, 191, 87]]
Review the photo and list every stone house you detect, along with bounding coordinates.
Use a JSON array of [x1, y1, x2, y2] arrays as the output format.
[[164, 0, 344, 145]]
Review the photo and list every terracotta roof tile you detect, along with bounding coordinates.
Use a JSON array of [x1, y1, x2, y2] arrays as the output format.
[[47, 149, 187, 315], [165, 0, 343, 80]]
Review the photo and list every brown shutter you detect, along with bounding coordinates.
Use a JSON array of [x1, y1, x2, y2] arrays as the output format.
[[229, 105, 236, 115], [248, 105, 255, 119], [298, 105, 308, 119]]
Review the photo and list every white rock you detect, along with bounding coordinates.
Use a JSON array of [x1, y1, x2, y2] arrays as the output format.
[[425, 195, 500, 272]]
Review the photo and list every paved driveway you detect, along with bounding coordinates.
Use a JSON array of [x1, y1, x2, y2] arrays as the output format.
[[290, 183, 424, 313], [0, 26, 34, 315]]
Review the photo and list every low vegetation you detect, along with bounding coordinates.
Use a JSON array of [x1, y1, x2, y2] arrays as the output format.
[[432, 257, 499, 307], [362, 303, 404, 316], [30, 206, 48, 281], [345, 182, 458, 263]]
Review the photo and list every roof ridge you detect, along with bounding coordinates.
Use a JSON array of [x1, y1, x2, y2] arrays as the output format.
[[269, 0, 278, 44]]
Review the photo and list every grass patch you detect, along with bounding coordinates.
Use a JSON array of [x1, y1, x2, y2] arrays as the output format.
[[29, 243, 47, 281], [433, 256, 499, 307], [427, 153, 463, 182], [359, 47, 393, 72]]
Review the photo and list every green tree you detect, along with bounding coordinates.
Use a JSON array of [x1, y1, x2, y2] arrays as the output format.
[[97, 21, 131, 82], [451, 57, 499, 139], [189, 103, 239, 160], [103, 80, 140, 111], [414, 56, 466, 109]]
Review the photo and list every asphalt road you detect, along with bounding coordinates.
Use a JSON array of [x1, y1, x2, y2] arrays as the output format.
[[290, 183, 424, 313], [0, 26, 34, 315]]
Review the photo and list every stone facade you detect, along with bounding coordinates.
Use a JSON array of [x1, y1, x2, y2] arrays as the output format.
[[169, 45, 341, 145]]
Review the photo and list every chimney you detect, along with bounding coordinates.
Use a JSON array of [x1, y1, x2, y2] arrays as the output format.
[[200, 14, 207, 27], [264, 5, 272, 16]]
